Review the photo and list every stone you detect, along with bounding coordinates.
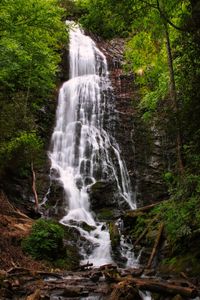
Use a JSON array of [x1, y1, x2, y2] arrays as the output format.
[[89, 181, 117, 210], [109, 222, 121, 249]]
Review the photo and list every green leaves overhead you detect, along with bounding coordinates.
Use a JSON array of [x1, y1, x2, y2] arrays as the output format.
[[0, 0, 67, 175], [76, 0, 135, 38], [0, 0, 66, 94]]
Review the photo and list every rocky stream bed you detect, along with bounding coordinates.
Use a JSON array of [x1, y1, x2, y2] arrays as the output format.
[[1, 191, 200, 300]]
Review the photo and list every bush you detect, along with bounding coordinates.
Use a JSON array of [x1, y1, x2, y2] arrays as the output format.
[[22, 219, 65, 261]]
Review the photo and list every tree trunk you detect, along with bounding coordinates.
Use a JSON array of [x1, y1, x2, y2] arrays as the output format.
[[164, 23, 184, 175], [129, 277, 198, 298], [106, 276, 198, 298], [146, 223, 164, 268]]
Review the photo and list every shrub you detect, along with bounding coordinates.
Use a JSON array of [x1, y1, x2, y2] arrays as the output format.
[[22, 219, 65, 261]]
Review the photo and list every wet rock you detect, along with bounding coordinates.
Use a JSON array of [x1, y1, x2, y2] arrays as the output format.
[[97, 38, 172, 206], [90, 271, 102, 282], [96, 207, 120, 221], [43, 180, 66, 220], [59, 47, 69, 82], [89, 181, 117, 210], [109, 222, 121, 249]]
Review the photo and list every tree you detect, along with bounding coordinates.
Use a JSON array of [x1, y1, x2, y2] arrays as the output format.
[[0, 0, 67, 176]]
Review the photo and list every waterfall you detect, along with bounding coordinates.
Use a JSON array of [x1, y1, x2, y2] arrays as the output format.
[[49, 23, 136, 267]]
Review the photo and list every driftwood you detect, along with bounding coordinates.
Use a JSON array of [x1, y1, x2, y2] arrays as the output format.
[[109, 280, 142, 300], [2, 265, 199, 299], [31, 162, 39, 211], [106, 275, 198, 298], [134, 202, 163, 213], [123, 202, 166, 223], [126, 201, 166, 217], [146, 223, 164, 269], [129, 277, 198, 298]]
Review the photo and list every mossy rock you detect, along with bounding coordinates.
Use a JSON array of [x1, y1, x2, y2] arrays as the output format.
[[96, 208, 115, 221], [89, 181, 117, 210], [109, 222, 120, 249], [80, 221, 96, 232], [22, 219, 81, 270], [67, 220, 96, 232]]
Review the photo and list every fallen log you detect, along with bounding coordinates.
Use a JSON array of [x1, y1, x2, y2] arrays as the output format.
[[126, 201, 166, 217], [146, 223, 164, 269], [103, 271, 198, 298], [129, 277, 198, 298], [104, 270, 198, 298]]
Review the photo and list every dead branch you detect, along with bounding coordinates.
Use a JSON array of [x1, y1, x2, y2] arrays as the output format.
[[146, 223, 164, 269], [133, 216, 157, 247], [31, 162, 39, 211]]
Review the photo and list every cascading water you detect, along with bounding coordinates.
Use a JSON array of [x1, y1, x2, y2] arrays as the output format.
[[49, 22, 136, 267]]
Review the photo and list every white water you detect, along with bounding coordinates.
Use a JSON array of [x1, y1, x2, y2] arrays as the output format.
[[49, 23, 136, 267]]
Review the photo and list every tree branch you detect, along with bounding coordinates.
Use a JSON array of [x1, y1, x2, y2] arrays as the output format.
[[31, 162, 39, 211], [156, 0, 191, 32]]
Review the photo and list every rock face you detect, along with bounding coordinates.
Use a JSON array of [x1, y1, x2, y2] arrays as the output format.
[[41, 35, 174, 217], [96, 38, 174, 207]]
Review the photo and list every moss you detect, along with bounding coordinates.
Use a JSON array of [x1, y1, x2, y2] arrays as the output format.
[[159, 251, 200, 276], [53, 243, 80, 270], [109, 222, 120, 249], [80, 221, 96, 232], [96, 208, 114, 221]]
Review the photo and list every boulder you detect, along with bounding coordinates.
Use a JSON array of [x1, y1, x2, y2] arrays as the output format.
[[89, 181, 117, 210]]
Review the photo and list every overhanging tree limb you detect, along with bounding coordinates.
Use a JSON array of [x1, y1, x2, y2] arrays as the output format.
[[156, 0, 192, 32]]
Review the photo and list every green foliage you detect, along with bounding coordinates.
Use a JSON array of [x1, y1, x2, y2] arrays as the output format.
[[131, 215, 146, 238], [0, 132, 43, 163], [76, 0, 134, 38], [163, 171, 174, 185], [22, 219, 65, 261], [153, 172, 200, 252], [0, 0, 66, 94], [0, 0, 68, 177]]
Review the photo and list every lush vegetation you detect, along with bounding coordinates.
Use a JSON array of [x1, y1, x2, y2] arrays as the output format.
[[22, 219, 65, 260], [1, 0, 200, 268], [22, 218, 80, 269], [0, 0, 67, 179], [75, 0, 200, 254]]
